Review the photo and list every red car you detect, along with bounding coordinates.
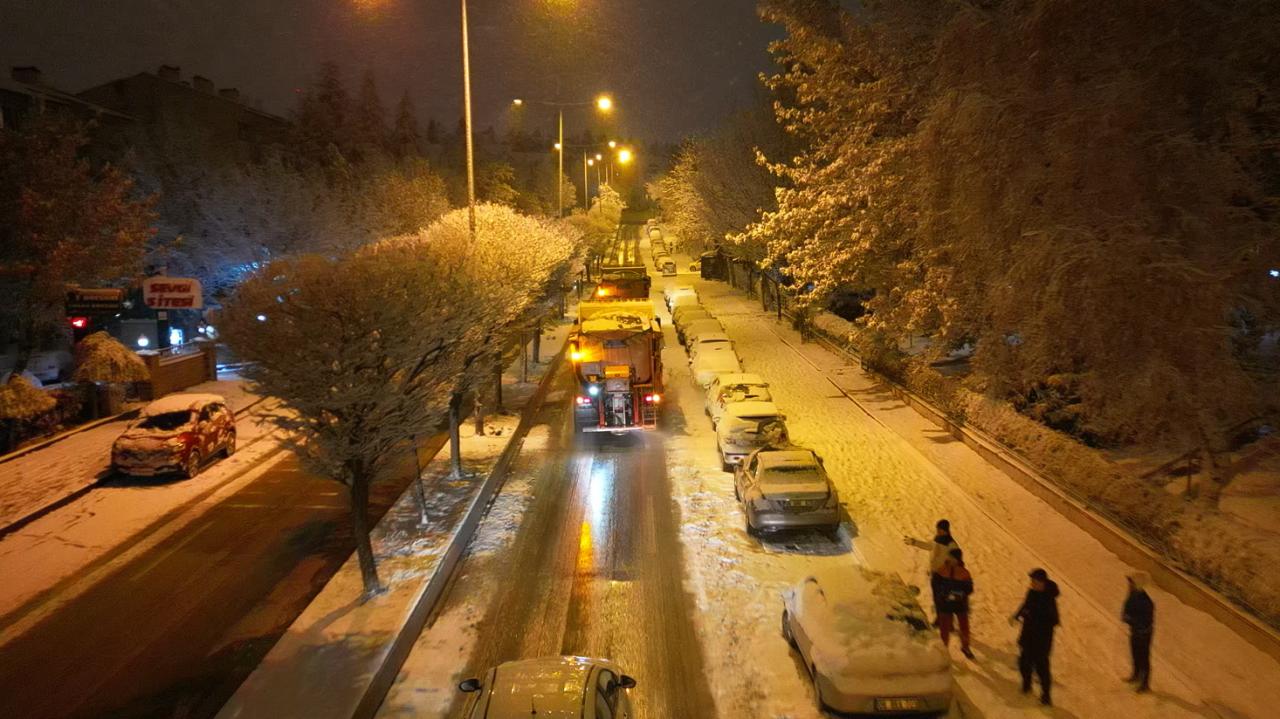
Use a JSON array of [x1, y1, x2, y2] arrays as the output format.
[[112, 393, 236, 478]]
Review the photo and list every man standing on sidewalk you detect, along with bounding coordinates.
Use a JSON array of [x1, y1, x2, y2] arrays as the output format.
[[937, 548, 976, 659], [1012, 567, 1060, 706], [1122, 571, 1155, 693], [904, 519, 958, 623]]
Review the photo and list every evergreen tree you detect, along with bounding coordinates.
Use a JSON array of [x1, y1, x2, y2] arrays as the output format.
[[393, 92, 420, 157]]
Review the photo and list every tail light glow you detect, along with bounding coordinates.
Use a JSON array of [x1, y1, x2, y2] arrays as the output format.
[[576, 396, 592, 406], [644, 394, 661, 404]]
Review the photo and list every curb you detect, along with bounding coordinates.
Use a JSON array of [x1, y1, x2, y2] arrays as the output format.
[[0, 396, 270, 538], [783, 304, 1280, 665], [356, 344, 567, 719]]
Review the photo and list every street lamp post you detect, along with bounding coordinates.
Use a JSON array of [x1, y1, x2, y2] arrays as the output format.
[[461, 0, 476, 242], [517, 95, 613, 217]]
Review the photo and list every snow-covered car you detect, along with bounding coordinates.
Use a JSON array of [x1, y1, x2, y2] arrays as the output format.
[[781, 570, 953, 715], [669, 294, 700, 315], [705, 373, 772, 427], [658, 256, 677, 276], [648, 226, 663, 242], [671, 303, 712, 327], [675, 315, 719, 345], [687, 331, 734, 363], [717, 400, 788, 471], [111, 393, 236, 478], [691, 346, 743, 388], [663, 285, 697, 310], [458, 655, 637, 719], [734, 446, 840, 535]]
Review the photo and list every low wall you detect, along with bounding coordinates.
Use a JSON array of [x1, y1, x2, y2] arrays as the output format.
[[139, 344, 217, 400]]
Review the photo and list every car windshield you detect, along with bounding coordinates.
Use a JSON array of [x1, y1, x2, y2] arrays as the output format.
[[761, 465, 824, 485], [137, 411, 192, 431], [723, 385, 768, 402]]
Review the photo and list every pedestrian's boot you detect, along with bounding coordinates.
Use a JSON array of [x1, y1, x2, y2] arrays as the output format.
[[961, 646, 975, 660], [1040, 691, 1052, 706], [1122, 674, 1137, 683], [1020, 678, 1032, 695], [1136, 682, 1150, 694]]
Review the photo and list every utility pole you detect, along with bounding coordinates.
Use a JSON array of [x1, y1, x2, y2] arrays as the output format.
[[461, 0, 476, 242]]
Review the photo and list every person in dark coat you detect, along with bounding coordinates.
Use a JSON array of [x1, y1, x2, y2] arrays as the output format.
[[1122, 571, 1155, 692], [904, 519, 958, 623], [1011, 567, 1060, 706], [936, 548, 975, 659]]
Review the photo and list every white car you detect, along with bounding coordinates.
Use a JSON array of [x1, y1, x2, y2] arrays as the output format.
[[782, 571, 953, 716], [705, 373, 772, 427], [664, 285, 697, 311], [687, 331, 734, 363], [691, 348, 743, 388], [671, 304, 711, 326], [716, 400, 787, 470], [459, 655, 637, 719], [678, 317, 722, 346]]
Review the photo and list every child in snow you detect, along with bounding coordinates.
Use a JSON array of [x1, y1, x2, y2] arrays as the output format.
[[1011, 567, 1060, 706], [903, 518, 958, 622], [936, 547, 975, 659], [1122, 571, 1155, 693]]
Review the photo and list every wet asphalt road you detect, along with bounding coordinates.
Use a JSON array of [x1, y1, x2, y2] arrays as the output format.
[[0, 434, 447, 719], [433, 366, 717, 719]]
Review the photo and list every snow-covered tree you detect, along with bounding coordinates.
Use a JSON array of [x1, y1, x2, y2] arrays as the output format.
[[0, 115, 156, 373], [217, 246, 474, 596], [379, 205, 576, 477], [0, 373, 56, 452], [72, 331, 148, 384]]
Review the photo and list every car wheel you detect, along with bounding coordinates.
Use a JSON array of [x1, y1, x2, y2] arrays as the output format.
[[745, 514, 757, 538], [183, 449, 202, 479], [721, 459, 733, 473], [225, 431, 237, 457], [782, 610, 797, 648]]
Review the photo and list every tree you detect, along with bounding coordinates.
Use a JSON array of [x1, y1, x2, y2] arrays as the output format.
[[0, 116, 156, 372], [0, 374, 56, 452], [73, 331, 149, 418], [393, 92, 420, 157], [217, 246, 473, 596], [477, 162, 519, 206], [353, 69, 388, 157], [383, 205, 576, 477], [291, 62, 352, 163]]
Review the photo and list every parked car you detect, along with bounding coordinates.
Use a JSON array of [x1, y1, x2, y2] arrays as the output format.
[[734, 446, 841, 535], [458, 655, 637, 719], [669, 293, 700, 314], [658, 256, 678, 276], [717, 400, 788, 471], [684, 318, 728, 347], [691, 348, 743, 388], [664, 285, 698, 311], [705, 373, 772, 427], [111, 393, 236, 478], [648, 226, 664, 242], [781, 571, 953, 715], [653, 250, 670, 269], [687, 331, 734, 363], [671, 304, 712, 326], [674, 311, 717, 345]]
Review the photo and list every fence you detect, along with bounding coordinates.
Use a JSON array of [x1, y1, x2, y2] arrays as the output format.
[[138, 343, 218, 400]]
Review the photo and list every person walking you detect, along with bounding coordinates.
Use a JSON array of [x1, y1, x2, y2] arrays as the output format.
[[936, 548, 975, 659], [1011, 568, 1060, 706], [904, 519, 958, 623], [1122, 571, 1155, 693]]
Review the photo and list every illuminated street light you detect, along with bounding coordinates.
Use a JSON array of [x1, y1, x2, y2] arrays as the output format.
[[617, 148, 634, 164], [596, 95, 613, 112], [608, 140, 617, 148], [595, 153, 603, 161], [512, 98, 524, 106], [554, 142, 562, 150]]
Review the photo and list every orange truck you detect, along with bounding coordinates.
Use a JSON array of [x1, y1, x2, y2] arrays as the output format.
[[570, 300, 663, 433]]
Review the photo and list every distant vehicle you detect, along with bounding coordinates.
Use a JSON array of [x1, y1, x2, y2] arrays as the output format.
[[663, 285, 697, 311], [691, 347, 743, 388], [653, 251, 670, 270], [112, 393, 235, 478], [594, 266, 651, 301], [570, 301, 663, 433], [781, 571, 953, 715], [700, 251, 727, 281], [687, 331, 734, 363], [459, 655, 637, 719], [669, 293, 700, 314], [717, 400, 788, 471], [689, 260, 702, 273], [0, 349, 73, 384], [705, 373, 772, 427], [658, 256, 678, 276], [648, 226, 663, 242]]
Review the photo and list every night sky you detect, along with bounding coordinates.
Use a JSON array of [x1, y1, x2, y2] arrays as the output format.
[[0, 0, 781, 142]]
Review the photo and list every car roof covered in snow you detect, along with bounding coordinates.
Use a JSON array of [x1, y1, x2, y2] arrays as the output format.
[[725, 400, 782, 418], [757, 448, 818, 469], [483, 656, 621, 717], [142, 393, 226, 416], [691, 331, 731, 344], [715, 373, 767, 387]]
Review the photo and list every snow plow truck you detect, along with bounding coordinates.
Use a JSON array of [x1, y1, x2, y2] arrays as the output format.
[[570, 300, 663, 433]]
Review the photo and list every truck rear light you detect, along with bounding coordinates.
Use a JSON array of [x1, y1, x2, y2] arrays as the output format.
[[644, 394, 661, 404], [576, 396, 592, 406]]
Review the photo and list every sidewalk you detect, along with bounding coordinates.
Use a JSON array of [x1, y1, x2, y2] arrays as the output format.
[[0, 374, 258, 531], [653, 243, 1279, 719], [217, 311, 575, 719]]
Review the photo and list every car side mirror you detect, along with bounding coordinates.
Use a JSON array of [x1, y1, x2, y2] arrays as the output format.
[[618, 675, 637, 689], [458, 678, 481, 693]]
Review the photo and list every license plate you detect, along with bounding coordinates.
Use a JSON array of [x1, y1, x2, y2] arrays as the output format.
[[785, 499, 820, 510], [875, 698, 924, 712]]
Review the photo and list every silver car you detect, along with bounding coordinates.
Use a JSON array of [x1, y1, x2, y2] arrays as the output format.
[[734, 446, 839, 536], [705, 373, 772, 428], [782, 571, 953, 715], [459, 655, 637, 719]]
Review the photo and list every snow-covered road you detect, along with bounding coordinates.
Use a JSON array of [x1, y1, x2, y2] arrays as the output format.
[[650, 227, 1280, 719]]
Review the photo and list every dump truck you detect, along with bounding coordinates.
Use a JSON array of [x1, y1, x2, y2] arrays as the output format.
[[570, 300, 663, 433]]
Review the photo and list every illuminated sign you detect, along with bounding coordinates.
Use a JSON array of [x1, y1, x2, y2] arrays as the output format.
[[143, 276, 203, 309]]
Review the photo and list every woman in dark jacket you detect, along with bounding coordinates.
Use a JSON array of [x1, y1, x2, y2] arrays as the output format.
[[1012, 568, 1060, 706], [936, 548, 975, 659]]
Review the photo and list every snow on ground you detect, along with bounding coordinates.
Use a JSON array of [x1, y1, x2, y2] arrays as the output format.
[[651, 239, 1280, 719], [0, 373, 260, 529], [0, 397, 282, 629]]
